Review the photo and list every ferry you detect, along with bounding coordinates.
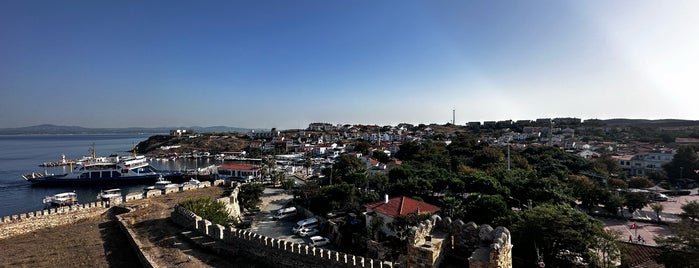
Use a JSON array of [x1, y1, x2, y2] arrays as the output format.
[[23, 145, 181, 185]]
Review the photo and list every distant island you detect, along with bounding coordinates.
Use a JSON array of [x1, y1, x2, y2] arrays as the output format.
[[0, 124, 253, 135]]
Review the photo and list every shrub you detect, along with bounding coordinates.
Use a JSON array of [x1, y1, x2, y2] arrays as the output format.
[[181, 197, 234, 227]]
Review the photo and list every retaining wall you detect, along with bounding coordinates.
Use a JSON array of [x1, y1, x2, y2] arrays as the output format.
[[115, 208, 156, 268], [172, 205, 392, 268], [0, 202, 108, 239]]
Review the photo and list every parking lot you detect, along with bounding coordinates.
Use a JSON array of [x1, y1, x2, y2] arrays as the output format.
[[247, 187, 310, 246]]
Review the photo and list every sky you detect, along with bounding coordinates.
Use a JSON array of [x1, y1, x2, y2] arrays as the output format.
[[1, 0, 698, 129]]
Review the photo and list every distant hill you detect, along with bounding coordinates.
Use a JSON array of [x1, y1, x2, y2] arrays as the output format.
[[600, 119, 699, 128], [0, 124, 253, 135]]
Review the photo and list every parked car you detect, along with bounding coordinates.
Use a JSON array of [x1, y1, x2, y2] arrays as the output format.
[[309, 236, 330, 247], [298, 227, 319, 237], [650, 192, 669, 201]]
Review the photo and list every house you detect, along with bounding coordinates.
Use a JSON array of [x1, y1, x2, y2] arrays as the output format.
[[365, 196, 440, 237], [218, 164, 260, 179], [615, 149, 675, 176]]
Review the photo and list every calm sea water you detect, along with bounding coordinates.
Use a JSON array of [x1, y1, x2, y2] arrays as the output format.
[[0, 134, 222, 217]]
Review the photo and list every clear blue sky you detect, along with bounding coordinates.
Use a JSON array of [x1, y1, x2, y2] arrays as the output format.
[[1, 1, 698, 129]]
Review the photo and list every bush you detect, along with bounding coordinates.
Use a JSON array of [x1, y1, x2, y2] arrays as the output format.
[[181, 197, 234, 227]]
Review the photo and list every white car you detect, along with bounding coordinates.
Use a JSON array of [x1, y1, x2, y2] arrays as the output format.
[[309, 236, 330, 247], [298, 227, 319, 237]]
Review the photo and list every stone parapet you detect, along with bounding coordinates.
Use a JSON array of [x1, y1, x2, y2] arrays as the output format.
[[0, 202, 108, 240], [171, 205, 391, 268]]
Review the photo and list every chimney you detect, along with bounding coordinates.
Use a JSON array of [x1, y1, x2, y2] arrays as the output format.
[[384, 194, 389, 204]]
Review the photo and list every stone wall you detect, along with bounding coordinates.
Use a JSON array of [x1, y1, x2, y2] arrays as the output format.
[[403, 216, 513, 268], [115, 207, 156, 268], [0, 180, 226, 241], [0, 202, 108, 239], [172, 205, 392, 268]]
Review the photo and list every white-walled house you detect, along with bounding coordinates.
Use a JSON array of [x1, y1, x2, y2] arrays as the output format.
[[364, 196, 440, 237]]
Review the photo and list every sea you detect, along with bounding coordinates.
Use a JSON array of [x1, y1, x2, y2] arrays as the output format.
[[0, 133, 221, 217]]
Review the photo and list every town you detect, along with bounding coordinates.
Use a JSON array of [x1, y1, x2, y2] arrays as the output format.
[[133, 118, 698, 267], [1, 118, 698, 268]]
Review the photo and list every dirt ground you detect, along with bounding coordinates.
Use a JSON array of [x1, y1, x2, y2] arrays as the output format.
[[0, 186, 266, 268]]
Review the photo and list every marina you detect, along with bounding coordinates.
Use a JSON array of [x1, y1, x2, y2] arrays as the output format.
[[0, 133, 262, 217]]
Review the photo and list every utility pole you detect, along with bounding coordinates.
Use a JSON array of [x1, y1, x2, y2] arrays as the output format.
[[507, 138, 511, 172]]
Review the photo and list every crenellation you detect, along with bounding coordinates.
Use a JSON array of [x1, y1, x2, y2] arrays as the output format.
[[170, 202, 505, 268]]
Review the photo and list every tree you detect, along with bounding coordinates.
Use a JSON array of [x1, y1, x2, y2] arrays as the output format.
[[387, 213, 433, 240], [624, 192, 650, 214], [353, 140, 372, 154], [238, 183, 265, 209], [512, 203, 606, 267], [332, 154, 367, 184], [654, 221, 699, 267], [440, 195, 464, 219], [663, 146, 699, 185], [680, 200, 699, 224], [181, 197, 235, 227], [372, 150, 391, 164], [592, 155, 623, 176], [601, 191, 625, 216], [590, 229, 621, 268], [463, 194, 511, 225], [651, 203, 664, 223], [568, 175, 604, 213], [628, 176, 654, 189]]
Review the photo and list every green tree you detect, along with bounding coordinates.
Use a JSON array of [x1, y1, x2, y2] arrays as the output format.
[[624, 192, 650, 213], [238, 183, 265, 209], [471, 145, 505, 169], [654, 221, 699, 268], [180, 197, 235, 227], [372, 150, 391, 164], [601, 191, 625, 216], [440, 195, 464, 219], [463, 194, 511, 225], [568, 175, 603, 213], [353, 140, 372, 154], [512, 204, 606, 267], [680, 200, 699, 223], [663, 146, 699, 185], [651, 203, 664, 223], [628, 176, 654, 189], [332, 154, 367, 185], [590, 229, 621, 268]]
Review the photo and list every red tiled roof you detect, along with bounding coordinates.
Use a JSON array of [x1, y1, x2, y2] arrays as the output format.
[[219, 164, 259, 170], [365, 196, 440, 218], [623, 242, 663, 268]]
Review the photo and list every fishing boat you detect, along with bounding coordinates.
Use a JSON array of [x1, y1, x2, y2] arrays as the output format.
[[23, 145, 180, 185], [43, 192, 78, 207]]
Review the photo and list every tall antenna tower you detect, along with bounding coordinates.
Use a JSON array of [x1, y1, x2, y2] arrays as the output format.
[[452, 108, 455, 125]]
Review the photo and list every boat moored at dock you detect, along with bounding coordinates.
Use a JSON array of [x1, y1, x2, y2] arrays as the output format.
[[22, 145, 182, 185], [97, 188, 122, 200], [43, 192, 78, 207]]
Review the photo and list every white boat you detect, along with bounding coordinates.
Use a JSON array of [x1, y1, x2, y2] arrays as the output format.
[[97, 188, 122, 200], [43, 192, 78, 207], [180, 178, 201, 187], [153, 177, 179, 190]]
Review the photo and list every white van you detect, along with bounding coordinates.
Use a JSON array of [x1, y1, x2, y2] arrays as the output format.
[[273, 207, 297, 220], [292, 217, 319, 233]]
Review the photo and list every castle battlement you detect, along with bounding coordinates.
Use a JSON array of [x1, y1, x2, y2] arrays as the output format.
[[172, 204, 392, 268]]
